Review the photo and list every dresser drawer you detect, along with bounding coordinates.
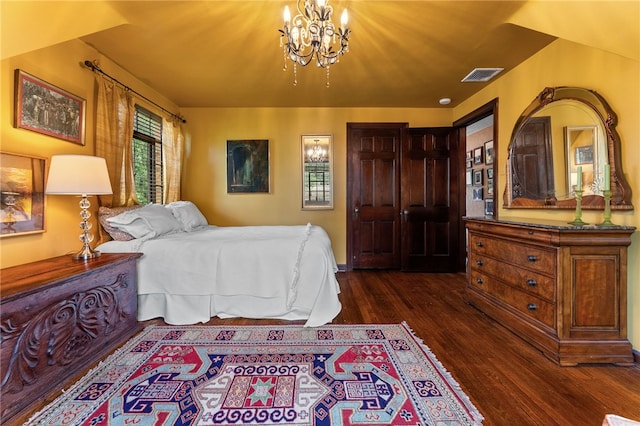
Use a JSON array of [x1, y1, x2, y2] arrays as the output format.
[[469, 270, 555, 329], [469, 251, 555, 302], [469, 233, 556, 274]]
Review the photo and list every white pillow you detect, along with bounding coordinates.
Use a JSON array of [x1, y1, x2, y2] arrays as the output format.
[[107, 203, 182, 239], [165, 201, 208, 231]]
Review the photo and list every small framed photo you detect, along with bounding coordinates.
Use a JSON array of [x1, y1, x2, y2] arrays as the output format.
[[484, 198, 494, 215], [466, 170, 473, 186], [487, 178, 494, 195], [1, 152, 46, 237], [472, 188, 484, 201], [473, 147, 483, 165], [484, 140, 494, 165], [227, 139, 270, 193], [14, 69, 86, 145], [487, 168, 493, 179], [466, 160, 473, 169], [466, 151, 472, 160], [473, 169, 483, 186], [575, 145, 594, 165]]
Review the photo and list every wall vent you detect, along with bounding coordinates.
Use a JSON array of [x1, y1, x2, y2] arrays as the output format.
[[461, 68, 504, 82]]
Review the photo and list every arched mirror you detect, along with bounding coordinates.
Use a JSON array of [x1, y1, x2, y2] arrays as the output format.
[[504, 86, 633, 210]]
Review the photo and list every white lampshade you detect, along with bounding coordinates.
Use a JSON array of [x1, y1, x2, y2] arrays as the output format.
[[46, 155, 112, 195]]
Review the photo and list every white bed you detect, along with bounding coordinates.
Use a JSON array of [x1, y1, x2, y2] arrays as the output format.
[[97, 203, 341, 327]]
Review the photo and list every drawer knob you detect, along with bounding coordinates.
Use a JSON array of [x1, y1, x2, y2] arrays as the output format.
[[476, 259, 484, 266], [527, 303, 537, 311], [476, 278, 484, 285], [527, 255, 538, 262], [527, 279, 537, 286], [476, 241, 484, 247]]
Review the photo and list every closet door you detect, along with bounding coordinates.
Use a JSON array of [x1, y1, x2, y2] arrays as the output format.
[[400, 127, 460, 272], [347, 123, 405, 269]]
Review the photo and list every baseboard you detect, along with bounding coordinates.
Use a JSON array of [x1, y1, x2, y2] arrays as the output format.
[[336, 264, 347, 272], [633, 349, 640, 365]]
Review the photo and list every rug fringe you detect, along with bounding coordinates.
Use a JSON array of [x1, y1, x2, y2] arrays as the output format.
[[401, 321, 485, 425]]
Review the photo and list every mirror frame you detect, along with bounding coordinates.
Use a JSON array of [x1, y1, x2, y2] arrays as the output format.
[[504, 86, 633, 210], [301, 134, 334, 210]]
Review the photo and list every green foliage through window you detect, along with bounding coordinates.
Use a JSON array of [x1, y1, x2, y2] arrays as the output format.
[[132, 106, 163, 204]]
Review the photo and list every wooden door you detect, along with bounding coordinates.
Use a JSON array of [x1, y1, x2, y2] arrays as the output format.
[[401, 127, 460, 272], [347, 123, 405, 269], [511, 116, 554, 200]]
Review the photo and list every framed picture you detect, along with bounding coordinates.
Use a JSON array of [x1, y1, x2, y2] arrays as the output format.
[[302, 134, 334, 210], [1, 152, 46, 237], [227, 139, 270, 193], [466, 151, 472, 160], [484, 198, 494, 215], [473, 169, 483, 186], [14, 69, 86, 145], [466, 170, 473, 186], [472, 187, 483, 201], [487, 168, 493, 179], [575, 145, 594, 165], [473, 147, 483, 165], [487, 178, 494, 195], [484, 140, 494, 165], [466, 160, 473, 169]]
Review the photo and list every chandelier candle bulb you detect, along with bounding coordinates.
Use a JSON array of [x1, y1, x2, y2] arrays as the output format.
[[341, 9, 348, 29], [604, 163, 610, 191]]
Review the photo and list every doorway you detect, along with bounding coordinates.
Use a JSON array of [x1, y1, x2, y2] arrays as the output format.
[[346, 123, 461, 272]]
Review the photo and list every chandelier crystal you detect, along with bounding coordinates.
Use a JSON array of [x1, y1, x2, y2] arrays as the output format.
[[279, 0, 351, 87]]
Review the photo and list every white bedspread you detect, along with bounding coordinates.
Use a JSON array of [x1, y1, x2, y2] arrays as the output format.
[[97, 224, 341, 327]]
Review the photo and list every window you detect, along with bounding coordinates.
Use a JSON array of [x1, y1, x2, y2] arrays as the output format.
[[132, 106, 163, 204]]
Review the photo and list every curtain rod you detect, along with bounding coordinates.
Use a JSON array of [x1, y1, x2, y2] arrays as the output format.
[[83, 60, 186, 124]]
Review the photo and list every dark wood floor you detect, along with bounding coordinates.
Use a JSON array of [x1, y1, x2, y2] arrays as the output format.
[[187, 270, 640, 426], [19, 270, 640, 425]]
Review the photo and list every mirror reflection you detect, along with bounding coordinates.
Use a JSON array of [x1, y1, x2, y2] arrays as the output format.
[[302, 134, 333, 210], [505, 87, 633, 210]]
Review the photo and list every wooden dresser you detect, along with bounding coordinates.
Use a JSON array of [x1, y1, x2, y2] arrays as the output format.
[[464, 217, 635, 366], [0, 253, 142, 423]]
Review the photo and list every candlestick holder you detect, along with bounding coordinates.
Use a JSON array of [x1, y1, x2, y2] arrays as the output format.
[[597, 189, 616, 227], [569, 189, 588, 226]]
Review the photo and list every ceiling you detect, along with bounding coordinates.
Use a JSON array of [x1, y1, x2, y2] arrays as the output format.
[[3, 1, 638, 109]]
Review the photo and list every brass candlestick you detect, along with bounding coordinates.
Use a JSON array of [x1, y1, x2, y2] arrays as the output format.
[[597, 189, 615, 227], [569, 189, 588, 226]]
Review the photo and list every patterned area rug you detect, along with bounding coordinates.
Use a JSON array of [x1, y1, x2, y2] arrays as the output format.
[[27, 323, 483, 425]]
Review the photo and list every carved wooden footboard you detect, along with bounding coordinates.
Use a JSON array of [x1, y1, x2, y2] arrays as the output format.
[[0, 253, 142, 423]]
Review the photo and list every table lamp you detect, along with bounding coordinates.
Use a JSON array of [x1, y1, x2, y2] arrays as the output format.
[[45, 155, 112, 260]]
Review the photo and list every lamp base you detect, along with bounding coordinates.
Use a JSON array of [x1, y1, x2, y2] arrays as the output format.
[[73, 247, 102, 260]]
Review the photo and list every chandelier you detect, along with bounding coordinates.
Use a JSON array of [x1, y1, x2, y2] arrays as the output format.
[[306, 140, 328, 163], [279, 0, 351, 87]]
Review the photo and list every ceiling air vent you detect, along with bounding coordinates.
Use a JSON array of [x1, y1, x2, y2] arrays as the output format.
[[461, 68, 504, 82]]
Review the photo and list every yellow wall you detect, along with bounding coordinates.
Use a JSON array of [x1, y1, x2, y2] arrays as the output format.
[[0, 39, 178, 267], [455, 38, 640, 350], [180, 107, 452, 266]]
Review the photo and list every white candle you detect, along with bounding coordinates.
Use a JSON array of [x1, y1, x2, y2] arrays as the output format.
[[604, 164, 610, 191], [576, 166, 582, 190]]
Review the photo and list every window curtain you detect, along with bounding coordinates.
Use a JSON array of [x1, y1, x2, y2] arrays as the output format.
[[162, 115, 184, 203], [95, 75, 137, 207]]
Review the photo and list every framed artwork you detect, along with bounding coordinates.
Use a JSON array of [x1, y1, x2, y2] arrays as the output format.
[[466, 151, 472, 160], [466, 160, 473, 169], [487, 168, 493, 179], [575, 145, 594, 165], [466, 170, 473, 186], [473, 169, 483, 186], [302, 134, 333, 210], [472, 187, 483, 201], [227, 139, 270, 193], [487, 178, 494, 195], [484, 198, 494, 215], [1, 152, 46, 237], [14, 69, 86, 145], [473, 147, 483, 165], [484, 140, 494, 165]]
